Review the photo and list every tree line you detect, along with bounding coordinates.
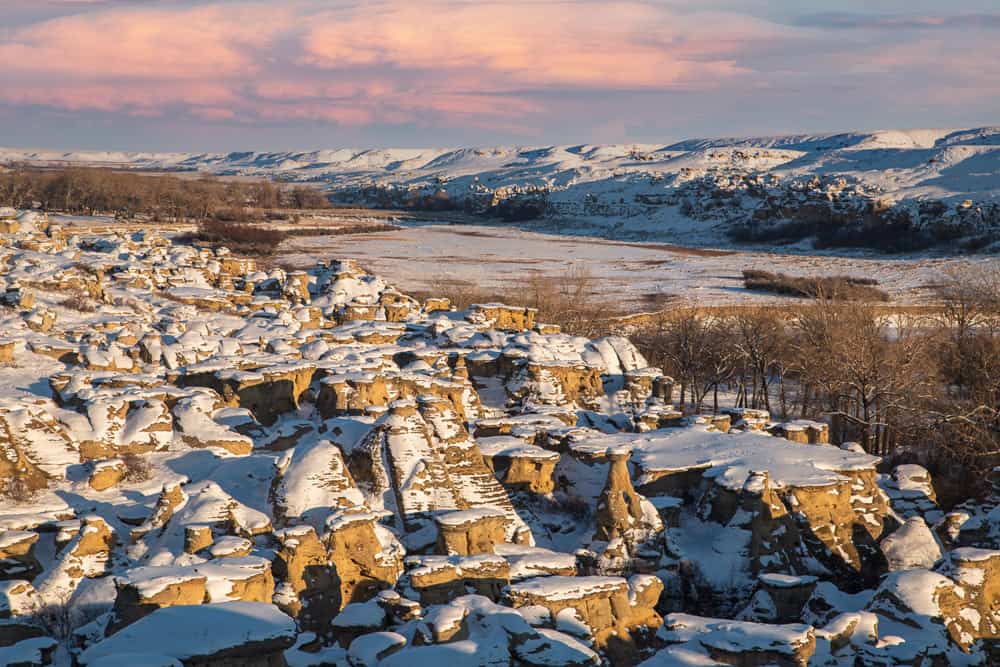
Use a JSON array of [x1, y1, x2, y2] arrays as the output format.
[[0, 165, 329, 220]]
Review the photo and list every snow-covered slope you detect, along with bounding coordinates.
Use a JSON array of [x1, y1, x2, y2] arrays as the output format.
[[3, 126, 1000, 249], [4, 126, 999, 202]]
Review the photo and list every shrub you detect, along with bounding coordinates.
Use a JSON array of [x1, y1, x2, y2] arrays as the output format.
[[31, 593, 104, 643], [813, 218, 936, 253], [742, 269, 889, 301], [211, 206, 256, 223], [287, 185, 331, 209], [0, 165, 329, 220], [729, 220, 816, 244], [959, 234, 996, 253], [536, 490, 591, 521], [412, 279, 505, 311], [0, 477, 37, 503], [121, 453, 153, 483], [59, 290, 97, 312], [190, 220, 287, 256], [283, 223, 401, 237]]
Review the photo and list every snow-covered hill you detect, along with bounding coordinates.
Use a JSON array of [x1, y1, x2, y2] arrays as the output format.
[[3, 126, 1000, 249]]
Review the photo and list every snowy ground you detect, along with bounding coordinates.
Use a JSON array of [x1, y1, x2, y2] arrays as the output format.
[[7, 126, 1000, 242], [277, 220, 996, 310], [41, 210, 998, 311]]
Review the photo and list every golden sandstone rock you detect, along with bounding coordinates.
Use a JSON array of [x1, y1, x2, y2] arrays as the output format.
[[109, 557, 276, 634], [506, 574, 663, 661], [326, 508, 403, 609], [131, 483, 187, 542], [272, 511, 403, 640], [483, 444, 560, 494], [184, 526, 214, 554], [772, 420, 830, 444], [0, 531, 41, 580], [435, 508, 512, 556], [938, 549, 1000, 651], [405, 554, 511, 605], [110, 573, 209, 633], [469, 303, 537, 332], [273, 525, 332, 623], [88, 459, 126, 491], [423, 297, 451, 313], [5, 223, 980, 666], [595, 450, 650, 543], [0, 340, 14, 364]]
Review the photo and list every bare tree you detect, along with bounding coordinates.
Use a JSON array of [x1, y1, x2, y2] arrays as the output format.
[[732, 306, 788, 415], [934, 266, 1000, 398], [642, 309, 735, 412], [792, 301, 934, 454]]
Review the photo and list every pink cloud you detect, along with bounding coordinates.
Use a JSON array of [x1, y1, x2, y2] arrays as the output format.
[[0, 0, 995, 137], [0, 0, 778, 128], [298, 3, 771, 90], [0, 4, 293, 80]]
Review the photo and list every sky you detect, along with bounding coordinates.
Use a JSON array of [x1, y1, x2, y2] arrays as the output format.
[[0, 0, 998, 152]]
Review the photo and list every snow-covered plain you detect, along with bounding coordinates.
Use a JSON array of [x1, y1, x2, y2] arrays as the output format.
[[277, 222, 991, 309]]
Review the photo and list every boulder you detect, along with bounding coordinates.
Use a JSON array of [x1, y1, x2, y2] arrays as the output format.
[[648, 613, 816, 667], [88, 459, 126, 492], [0, 533, 41, 581], [435, 508, 512, 556], [404, 554, 510, 605], [468, 304, 537, 332], [505, 575, 663, 658]]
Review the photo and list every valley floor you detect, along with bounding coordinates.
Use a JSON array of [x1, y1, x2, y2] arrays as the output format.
[[277, 217, 998, 311]]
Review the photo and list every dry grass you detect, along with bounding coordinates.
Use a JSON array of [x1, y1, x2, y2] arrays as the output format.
[[284, 223, 401, 237], [411, 279, 506, 311], [58, 290, 97, 312], [640, 290, 679, 309], [413, 264, 625, 337], [0, 477, 37, 503], [181, 220, 288, 256]]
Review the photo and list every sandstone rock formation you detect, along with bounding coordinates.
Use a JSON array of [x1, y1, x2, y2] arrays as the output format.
[[0, 220, 993, 665]]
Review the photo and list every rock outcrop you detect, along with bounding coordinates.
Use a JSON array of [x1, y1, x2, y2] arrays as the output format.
[[0, 220, 994, 666]]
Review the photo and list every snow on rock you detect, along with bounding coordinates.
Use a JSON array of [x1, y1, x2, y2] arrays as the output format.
[[79, 602, 297, 665], [272, 436, 365, 528], [643, 613, 816, 666], [880, 517, 943, 571], [347, 631, 407, 665], [880, 464, 942, 524], [381, 595, 599, 667], [505, 575, 662, 660], [612, 424, 880, 492], [1, 222, 995, 666]]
